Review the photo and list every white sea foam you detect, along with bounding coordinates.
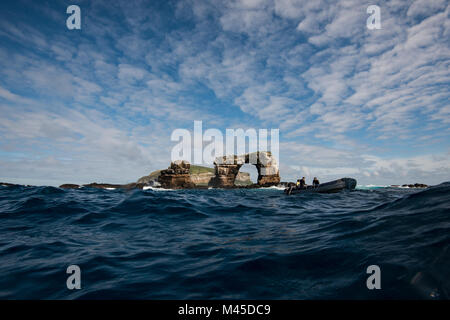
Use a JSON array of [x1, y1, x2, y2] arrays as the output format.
[[259, 185, 285, 190], [143, 186, 175, 191], [356, 185, 389, 189]]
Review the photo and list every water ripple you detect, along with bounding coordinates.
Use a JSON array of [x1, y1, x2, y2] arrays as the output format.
[[0, 183, 449, 299]]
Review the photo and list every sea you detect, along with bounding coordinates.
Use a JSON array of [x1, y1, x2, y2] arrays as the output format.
[[0, 182, 449, 299]]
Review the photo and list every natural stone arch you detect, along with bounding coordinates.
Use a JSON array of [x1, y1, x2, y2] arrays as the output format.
[[208, 151, 280, 188], [234, 164, 254, 186]]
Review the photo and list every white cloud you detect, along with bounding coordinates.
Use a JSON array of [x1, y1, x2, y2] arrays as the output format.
[[118, 64, 147, 83], [407, 0, 448, 19], [280, 141, 450, 185], [0, 0, 448, 186]]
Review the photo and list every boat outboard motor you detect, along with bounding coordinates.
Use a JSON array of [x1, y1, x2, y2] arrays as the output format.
[[342, 178, 357, 190]]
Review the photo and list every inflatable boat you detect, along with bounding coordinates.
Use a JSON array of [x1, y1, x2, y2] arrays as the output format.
[[284, 178, 357, 195]]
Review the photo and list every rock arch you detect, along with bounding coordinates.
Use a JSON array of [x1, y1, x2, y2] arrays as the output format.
[[208, 151, 280, 188]]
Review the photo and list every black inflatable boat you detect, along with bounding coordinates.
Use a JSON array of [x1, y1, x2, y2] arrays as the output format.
[[284, 178, 357, 195]]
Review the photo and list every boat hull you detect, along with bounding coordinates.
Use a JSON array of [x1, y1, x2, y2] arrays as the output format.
[[285, 178, 357, 194]]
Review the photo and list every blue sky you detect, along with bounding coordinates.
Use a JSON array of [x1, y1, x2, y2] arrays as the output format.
[[0, 0, 449, 186]]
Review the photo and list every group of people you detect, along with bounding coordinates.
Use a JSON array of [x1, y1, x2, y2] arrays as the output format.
[[285, 176, 321, 195], [295, 177, 320, 189]]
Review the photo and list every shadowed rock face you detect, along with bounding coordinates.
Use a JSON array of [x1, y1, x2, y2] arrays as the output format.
[[402, 183, 428, 188], [59, 184, 80, 189], [82, 183, 146, 190], [209, 151, 280, 188], [0, 182, 23, 187], [59, 183, 147, 190], [158, 160, 196, 189], [234, 172, 251, 185]]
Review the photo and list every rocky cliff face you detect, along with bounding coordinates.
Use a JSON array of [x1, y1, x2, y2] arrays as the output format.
[[137, 170, 161, 184], [235, 172, 252, 185], [189, 171, 252, 185], [157, 160, 196, 189], [137, 164, 252, 187], [190, 172, 215, 185]]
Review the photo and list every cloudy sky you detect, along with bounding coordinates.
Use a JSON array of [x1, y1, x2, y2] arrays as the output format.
[[0, 0, 449, 186]]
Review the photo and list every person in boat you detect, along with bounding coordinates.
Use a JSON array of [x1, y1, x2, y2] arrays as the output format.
[[312, 177, 320, 188], [286, 177, 306, 194], [297, 177, 306, 189]]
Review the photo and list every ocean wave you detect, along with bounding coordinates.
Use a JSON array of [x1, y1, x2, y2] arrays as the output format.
[[0, 181, 448, 299], [143, 186, 175, 191]]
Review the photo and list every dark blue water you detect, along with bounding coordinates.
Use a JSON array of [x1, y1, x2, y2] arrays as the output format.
[[0, 183, 449, 299]]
